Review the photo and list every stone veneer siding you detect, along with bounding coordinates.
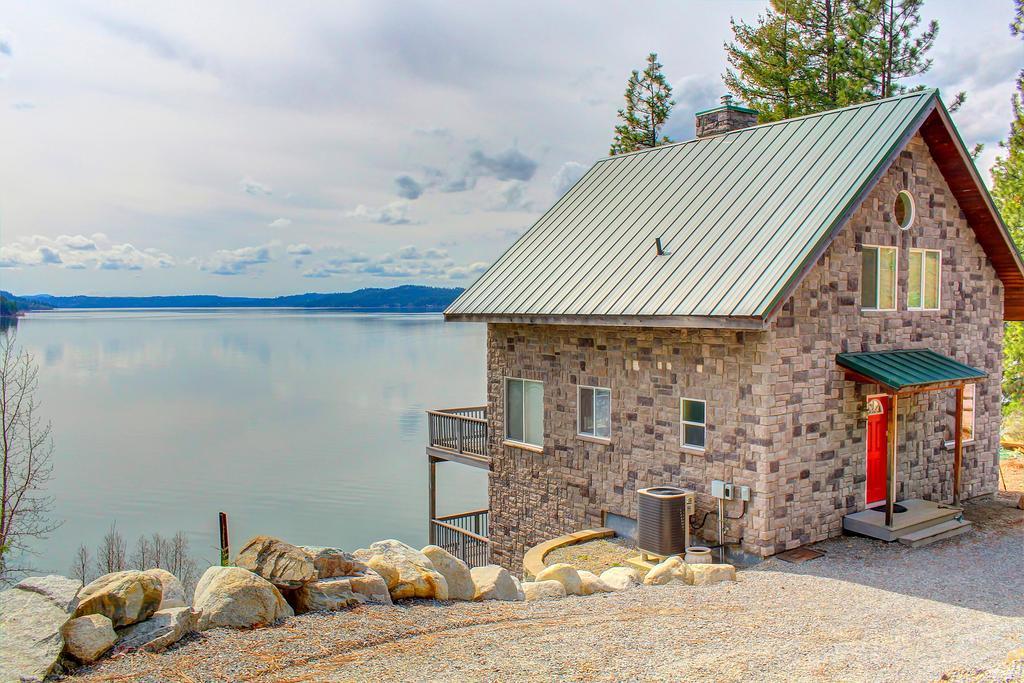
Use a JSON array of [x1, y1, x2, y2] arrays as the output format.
[[485, 132, 1004, 570]]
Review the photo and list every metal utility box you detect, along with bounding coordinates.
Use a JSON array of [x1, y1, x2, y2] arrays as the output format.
[[637, 486, 695, 558]]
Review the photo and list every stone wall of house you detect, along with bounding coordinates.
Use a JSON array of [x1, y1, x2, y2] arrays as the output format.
[[485, 132, 1005, 569]]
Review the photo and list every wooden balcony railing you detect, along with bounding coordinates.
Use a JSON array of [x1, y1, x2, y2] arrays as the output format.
[[430, 509, 490, 567], [427, 406, 488, 458]]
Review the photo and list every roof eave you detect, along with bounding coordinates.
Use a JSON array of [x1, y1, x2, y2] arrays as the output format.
[[443, 312, 769, 330]]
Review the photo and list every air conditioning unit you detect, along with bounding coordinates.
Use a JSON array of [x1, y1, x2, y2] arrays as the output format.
[[637, 486, 695, 559]]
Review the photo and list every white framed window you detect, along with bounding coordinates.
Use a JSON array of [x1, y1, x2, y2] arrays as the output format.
[[505, 377, 544, 447], [908, 248, 941, 310], [962, 383, 976, 443], [680, 398, 706, 450], [861, 245, 897, 311], [578, 385, 611, 439]]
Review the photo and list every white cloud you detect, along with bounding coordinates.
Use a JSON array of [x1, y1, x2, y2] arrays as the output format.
[[300, 244, 486, 281], [268, 218, 292, 228], [0, 234, 174, 271], [240, 176, 272, 196], [345, 201, 416, 225], [487, 180, 533, 212], [195, 243, 274, 276], [551, 161, 588, 197], [445, 261, 489, 280], [286, 243, 313, 255]]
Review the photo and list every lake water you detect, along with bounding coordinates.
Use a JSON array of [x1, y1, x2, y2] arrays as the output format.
[[8, 309, 488, 576]]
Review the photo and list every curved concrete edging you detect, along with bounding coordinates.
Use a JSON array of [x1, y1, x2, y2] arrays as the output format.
[[522, 527, 615, 578]]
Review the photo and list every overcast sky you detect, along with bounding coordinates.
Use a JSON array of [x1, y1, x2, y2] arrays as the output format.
[[0, 0, 1020, 296]]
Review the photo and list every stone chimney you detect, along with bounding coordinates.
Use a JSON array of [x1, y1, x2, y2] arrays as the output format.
[[695, 95, 759, 138]]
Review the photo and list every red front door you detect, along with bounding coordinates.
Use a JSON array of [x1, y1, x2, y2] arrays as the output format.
[[866, 396, 889, 506]]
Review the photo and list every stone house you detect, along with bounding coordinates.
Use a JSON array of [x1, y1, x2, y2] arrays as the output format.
[[435, 91, 1024, 570]]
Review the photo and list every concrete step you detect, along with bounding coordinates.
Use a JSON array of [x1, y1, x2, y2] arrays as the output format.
[[897, 518, 972, 548]]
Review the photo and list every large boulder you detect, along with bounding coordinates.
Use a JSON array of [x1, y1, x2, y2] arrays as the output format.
[[0, 575, 82, 682], [299, 546, 368, 579], [234, 536, 316, 589], [470, 565, 523, 601], [75, 570, 161, 627], [522, 580, 566, 602], [347, 571, 393, 605], [577, 570, 614, 595], [535, 563, 583, 596], [143, 568, 186, 610], [193, 566, 293, 630], [115, 606, 196, 652], [421, 545, 475, 601], [294, 578, 361, 613], [353, 540, 448, 600], [689, 563, 737, 586], [599, 566, 643, 591], [643, 556, 692, 586], [62, 614, 116, 663]]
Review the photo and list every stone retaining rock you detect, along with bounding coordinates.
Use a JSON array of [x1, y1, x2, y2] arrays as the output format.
[[193, 566, 293, 630], [353, 540, 448, 600], [299, 546, 369, 579], [294, 578, 361, 613], [577, 570, 614, 595], [143, 568, 186, 610], [535, 563, 583, 596], [75, 570, 162, 627], [599, 567, 642, 591], [235, 536, 316, 589], [0, 575, 82, 682], [115, 606, 196, 652], [62, 614, 116, 663], [689, 563, 737, 585], [346, 571, 393, 605], [643, 556, 692, 586], [522, 580, 566, 601], [421, 545, 475, 601], [470, 565, 523, 601]]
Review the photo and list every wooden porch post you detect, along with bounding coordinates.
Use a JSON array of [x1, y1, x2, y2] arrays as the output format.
[[885, 393, 899, 527], [428, 457, 437, 545], [953, 385, 964, 505]]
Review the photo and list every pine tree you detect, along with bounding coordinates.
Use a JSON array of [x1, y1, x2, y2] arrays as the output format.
[[847, 0, 936, 99], [610, 53, 675, 156]]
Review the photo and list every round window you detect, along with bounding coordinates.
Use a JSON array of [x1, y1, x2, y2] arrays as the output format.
[[894, 190, 914, 230]]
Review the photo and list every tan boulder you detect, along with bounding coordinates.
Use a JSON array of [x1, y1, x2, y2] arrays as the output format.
[[599, 566, 642, 591], [421, 545, 475, 601], [535, 563, 583, 596], [689, 563, 737, 586], [75, 571, 162, 627], [347, 571, 393, 605], [577, 570, 614, 595], [294, 578, 361, 613], [143, 568, 186, 610], [62, 614, 116, 663], [115, 607, 195, 653], [299, 546, 369, 579], [193, 566, 293, 630], [470, 565, 523, 601], [522, 580, 566, 601], [0, 575, 82, 682], [353, 540, 448, 600], [643, 556, 692, 586], [234, 536, 316, 589]]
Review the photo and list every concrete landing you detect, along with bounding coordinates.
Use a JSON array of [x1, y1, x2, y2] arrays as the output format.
[[843, 499, 964, 542]]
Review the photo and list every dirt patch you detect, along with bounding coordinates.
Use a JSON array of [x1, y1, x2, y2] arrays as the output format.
[[999, 451, 1024, 493], [542, 537, 636, 574]]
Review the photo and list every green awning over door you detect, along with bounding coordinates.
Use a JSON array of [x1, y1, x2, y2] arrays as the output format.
[[836, 349, 986, 391]]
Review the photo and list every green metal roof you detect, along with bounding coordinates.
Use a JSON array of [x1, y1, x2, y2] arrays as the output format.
[[835, 349, 986, 391], [447, 91, 941, 326]]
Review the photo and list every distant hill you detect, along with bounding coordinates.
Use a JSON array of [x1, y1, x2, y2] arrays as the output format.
[[18, 285, 464, 312], [0, 291, 54, 317]]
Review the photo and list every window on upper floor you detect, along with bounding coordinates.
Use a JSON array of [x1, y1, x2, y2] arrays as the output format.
[[962, 383, 976, 443], [578, 385, 611, 439], [680, 398, 706, 450], [505, 377, 544, 447], [908, 248, 941, 310], [861, 245, 897, 311]]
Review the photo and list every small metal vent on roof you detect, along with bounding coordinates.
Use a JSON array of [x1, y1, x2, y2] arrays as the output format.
[[655, 237, 671, 256]]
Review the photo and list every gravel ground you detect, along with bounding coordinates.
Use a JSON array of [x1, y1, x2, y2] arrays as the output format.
[[543, 537, 636, 574], [69, 495, 1022, 682]]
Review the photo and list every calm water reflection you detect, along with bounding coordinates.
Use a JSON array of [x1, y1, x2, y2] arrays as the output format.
[[12, 309, 488, 575]]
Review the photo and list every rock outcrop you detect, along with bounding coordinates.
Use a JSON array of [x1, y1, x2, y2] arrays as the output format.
[[234, 536, 316, 589], [193, 566, 293, 630], [115, 606, 196, 652], [75, 571, 162, 628], [577, 570, 613, 595], [470, 565, 523, 601], [522, 580, 566, 601], [643, 556, 693, 586], [143, 568, 186, 610], [599, 566, 642, 591], [353, 540, 448, 600], [62, 614, 116, 663], [0, 574, 82, 682], [535, 563, 583, 596], [421, 545, 475, 601]]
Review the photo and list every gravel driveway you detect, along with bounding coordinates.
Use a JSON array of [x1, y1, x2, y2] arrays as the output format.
[[69, 495, 1023, 682]]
